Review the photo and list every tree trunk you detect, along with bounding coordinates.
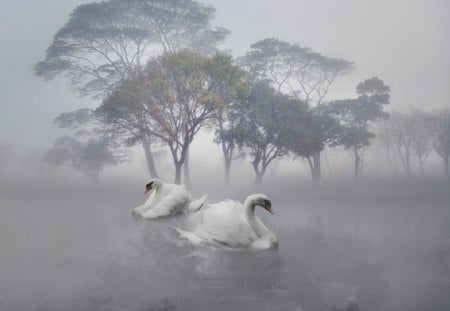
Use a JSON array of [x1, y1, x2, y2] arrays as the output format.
[[224, 157, 232, 185], [354, 146, 360, 183], [174, 162, 182, 184], [405, 150, 411, 179], [312, 151, 321, 187], [307, 156, 315, 185], [183, 147, 191, 188], [141, 135, 159, 179], [255, 173, 263, 185], [252, 159, 264, 185], [445, 153, 450, 182]]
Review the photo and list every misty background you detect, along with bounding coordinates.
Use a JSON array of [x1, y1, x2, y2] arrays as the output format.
[[1, 0, 449, 149], [1, 1, 450, 311]]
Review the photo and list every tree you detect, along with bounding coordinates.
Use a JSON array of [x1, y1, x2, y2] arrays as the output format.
[[431, 109, 450, 182], [231, 81, 311, 184], [44, 135, 119, 182], [239, 38, 353, 104], [95, 72, 162, 178], [409, 110, 434, 176], [35, 0, 228, 97], [35, 0, 228, 179], [328, 77, 390, 182], [282, 107, 341, 185], [383, 111, 434, 179], [239, 38, 354, 186], [100, 51, 245, 184], [45, 109, 127, 182], [210, 59, 250, 184]]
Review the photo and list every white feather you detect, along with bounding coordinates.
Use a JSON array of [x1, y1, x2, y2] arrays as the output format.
[[133, 179, 206, 219], [175, 194, 278, 250]]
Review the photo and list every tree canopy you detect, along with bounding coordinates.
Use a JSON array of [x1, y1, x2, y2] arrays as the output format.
[[34, 0, 229, 97], [228, 81, 314, 184], [239, 38, 354, 104], [98, 51, 247, 183]]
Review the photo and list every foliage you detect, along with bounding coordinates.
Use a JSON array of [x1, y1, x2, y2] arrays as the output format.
[[99, 51, 247, 183], [44, 109, 127, 181], [230, 81, 312, 183], [239, 38, 354, 104], [325, 77, 390, 181], [238, 38, 353, 186], [43, 135, 119, 182], [210, 58, 251, 183], [328, 77, 390, 146], [34, 0, 229, 97]]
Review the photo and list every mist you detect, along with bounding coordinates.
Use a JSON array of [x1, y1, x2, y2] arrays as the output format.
[[1, 1, 450, 311]]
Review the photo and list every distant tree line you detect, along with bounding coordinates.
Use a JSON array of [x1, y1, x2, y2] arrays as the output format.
[[35, 0, 450, 185], [375, 109, 450, 182]]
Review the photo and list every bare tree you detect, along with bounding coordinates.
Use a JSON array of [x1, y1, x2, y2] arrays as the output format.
[[431, 109, 450, 182], [409, 110, 434, 176], [382, 110, 434, 179], [387, 112, 415, 179], [373, 119, 400, 178]]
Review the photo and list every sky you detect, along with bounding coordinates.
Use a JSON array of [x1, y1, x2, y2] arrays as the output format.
[[0, 0, 449, 149]]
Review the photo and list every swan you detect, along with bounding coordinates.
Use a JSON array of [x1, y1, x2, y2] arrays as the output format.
[[133, 179, 207, 219], [174, 194, 278, 250]]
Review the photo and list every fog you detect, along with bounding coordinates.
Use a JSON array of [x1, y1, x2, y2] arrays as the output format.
[[1, 170, 449, 310], [1, 0, 449, 148], [1, 0, 450, 311]]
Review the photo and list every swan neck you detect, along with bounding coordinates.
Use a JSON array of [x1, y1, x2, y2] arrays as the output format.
[[244, 200, 264, 238]]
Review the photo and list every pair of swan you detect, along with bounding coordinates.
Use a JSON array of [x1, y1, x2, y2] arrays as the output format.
[[133, 179, 278, 250]]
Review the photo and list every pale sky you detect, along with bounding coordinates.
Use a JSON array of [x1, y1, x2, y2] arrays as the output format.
[[1, 0, 449, 149]]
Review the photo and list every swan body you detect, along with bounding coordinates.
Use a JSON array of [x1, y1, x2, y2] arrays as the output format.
[[133, 179, 207, 219], [175, 194, 278, 250]]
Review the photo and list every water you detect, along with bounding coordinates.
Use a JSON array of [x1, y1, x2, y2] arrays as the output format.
[[1, 179, 449, 311]]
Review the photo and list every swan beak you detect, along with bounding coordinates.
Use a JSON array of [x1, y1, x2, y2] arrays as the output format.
[[264, 200, 274, 215]]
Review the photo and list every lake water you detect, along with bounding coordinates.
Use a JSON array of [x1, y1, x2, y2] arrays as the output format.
[[1, 179, 449, 311]]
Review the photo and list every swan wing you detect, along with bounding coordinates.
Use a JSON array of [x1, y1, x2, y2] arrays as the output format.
[[133, 191, 158, 216], [173, 227, 209, 247], [186, 194, 207, 214], [193, 200, 257, 247], [141, 188, 190, 219]]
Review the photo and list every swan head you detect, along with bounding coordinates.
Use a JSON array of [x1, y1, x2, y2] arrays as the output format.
[[144, 179, 162, 195], [246, 194, 274, 215]]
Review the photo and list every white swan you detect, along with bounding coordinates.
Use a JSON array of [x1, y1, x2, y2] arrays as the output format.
[[174, 194, 278, 250], [133, 179, 207, 219]]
